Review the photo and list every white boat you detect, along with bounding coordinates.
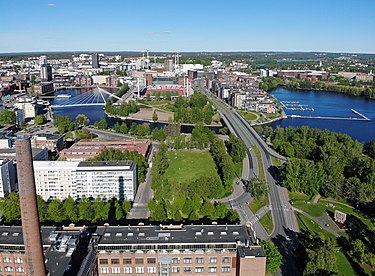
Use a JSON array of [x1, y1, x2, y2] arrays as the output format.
[[56, 94, 71, 98]]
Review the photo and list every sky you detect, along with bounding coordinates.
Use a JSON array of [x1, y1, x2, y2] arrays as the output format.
[[1, 0, 374, 53]]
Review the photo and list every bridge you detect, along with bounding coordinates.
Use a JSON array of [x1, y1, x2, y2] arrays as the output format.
[[50, 86, 121, 108]]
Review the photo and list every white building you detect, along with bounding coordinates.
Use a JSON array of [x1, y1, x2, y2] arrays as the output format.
[[14, 99, 36, 119], [0, 159, 16, 198], [33, 160, 137, 201]]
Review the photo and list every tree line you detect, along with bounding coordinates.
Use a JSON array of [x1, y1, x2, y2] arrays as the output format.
[[148, 143, 240, 223], [53, 114, 90, 134], [260, 76, 375, 99], [106, 83, 129, 104], [261, 126, 375, 206], [174, 93, 215, 124], [0, 192, 131, 224], [105, 100, 139, 118], [89, 148, 148, 183]]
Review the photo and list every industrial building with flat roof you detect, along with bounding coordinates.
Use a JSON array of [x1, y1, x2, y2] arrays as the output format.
[[0, 224, 266, 276], [60, 139, 150, 161]]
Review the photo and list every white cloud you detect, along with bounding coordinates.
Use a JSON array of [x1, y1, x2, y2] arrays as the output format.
[[47, 3, 57, 7]]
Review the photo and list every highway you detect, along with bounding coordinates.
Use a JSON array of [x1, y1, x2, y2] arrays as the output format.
[[194, 79, 300, 275]]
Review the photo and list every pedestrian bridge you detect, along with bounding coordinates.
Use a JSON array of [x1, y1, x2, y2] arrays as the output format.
[[51, 86, 121, 108]]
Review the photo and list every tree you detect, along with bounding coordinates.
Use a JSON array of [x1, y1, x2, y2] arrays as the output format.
[[115, 200, 124, 221], [94, 118, 107, 130], [37, 195, 46, 222], [152, 110, 158, 121], [63, 196, 78, 222], [75, 114, 90, 127], [260, 241, 283, 274], [364, 139, 375, 158], [0, 109, 16, 125], [228, 134, 247, 163], [46, 199, 63, 222], [34, 114, 45, 125], [78, 196, 93, 221], [351, 239, 366, 263], [119, 122, 128, 134], [0, 192, 20, 222], [247, 177, 267, 200], [122, 201, 131, 215]]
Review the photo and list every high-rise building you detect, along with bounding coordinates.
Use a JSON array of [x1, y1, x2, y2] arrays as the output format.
[[92, 53, 100, 68], [40, 64, 52, 81], [164, 59, 174, 72], [15, 136, 46, 276]]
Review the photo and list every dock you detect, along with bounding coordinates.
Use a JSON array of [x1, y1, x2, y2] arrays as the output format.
[[351, 109, 370, 120], [288, 115, 370, 121]]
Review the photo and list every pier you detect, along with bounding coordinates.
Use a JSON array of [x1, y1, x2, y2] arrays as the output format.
[[288, 115, 370, 121], [351, 109, 370, 120], [280, 101, 314, 111]]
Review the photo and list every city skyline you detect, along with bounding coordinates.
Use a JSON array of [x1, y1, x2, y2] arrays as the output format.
[[1, 0, 375, 54]]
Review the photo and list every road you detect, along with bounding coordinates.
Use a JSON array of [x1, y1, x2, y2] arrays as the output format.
[[194, 79, 300, 275]]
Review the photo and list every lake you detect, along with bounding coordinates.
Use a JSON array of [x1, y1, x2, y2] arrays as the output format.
[[269, 87, 375, 142]]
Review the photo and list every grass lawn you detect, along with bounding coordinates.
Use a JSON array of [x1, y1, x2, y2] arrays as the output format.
[[271, 157, 283, 167], [164, 150, 220, 184], [336, 251, 356, 276], [234, 162, 243, 178], [259, 211, 274, 235], [249, 195, 269, 214], [240, 111, 257, 121], [252, 146, 265, 181], [296, 212, 335, 239]]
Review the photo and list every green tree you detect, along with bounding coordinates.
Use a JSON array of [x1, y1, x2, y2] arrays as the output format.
[[260, 240, 283, 274], [78, 196, 93, 221], [37, 195, 46, 222], [94, 118, 108, 130], [0, 109, 16, 125], [75, 114, 90, 127], [122, 201, 132, 215], [0, 192, 21, 222], [115, 200, 124, 221], [228, 134, 247, 163], [119, 122, 128, 134], [152, 110, 158, 121], [34, 114, 45, 125], [247, 177, 267, 200], [46, 199, 63, 222], [63, 196, 78, 222], [351, 239, 366, 263]]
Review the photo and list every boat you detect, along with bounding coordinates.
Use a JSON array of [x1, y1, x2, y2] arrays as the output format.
[[56, 94, 71, 98]]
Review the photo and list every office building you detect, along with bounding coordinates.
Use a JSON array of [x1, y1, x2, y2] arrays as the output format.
[[33, 160, 137, 201], [164, 59, 174, 72], [15, 136, 47, 276], [40, 64, 53, 82], [92, 53, 100, 68], [0, 147, 49, 162], [30, 133, 66, 151], [14, 101, 37, 119], [0, 159, 16, 198]]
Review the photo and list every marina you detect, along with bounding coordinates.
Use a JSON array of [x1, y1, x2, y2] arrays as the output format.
[[280, 101, 315, 111]]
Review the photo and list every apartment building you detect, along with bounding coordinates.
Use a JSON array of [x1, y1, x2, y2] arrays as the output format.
[[30, 133, 66, 151], [0, 159, 16, 198], [33, 160, 137, 201]]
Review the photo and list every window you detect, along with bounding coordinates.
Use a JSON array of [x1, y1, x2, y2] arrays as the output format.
[[148, 267, 156, 274], [147, 258, 156, 264], [195, 267, 204, 273], [16, 266, 24, 273], [135, 267, 144, 274], [100, 267, 109, 274], [183, 258, 192, 264], [4, 266, 13, 272], [208, 267, 217, 273], [171, 267, 180, 273], [222, 266, 231, 272], [171, 257, 180, 264], [111, 267, 121, 274], [123, 258, 132, 264], [124, 267, 132, 274], [196, 257, 204, 264], [14, 258, 23, 264], [222, 257, 231, 263], [3, 257, 11, 263], [99, 259, 108, 265], [111, 259, 120, 265], [183, 266, 192, 273], [209, 257, 217, 263], [135, 258, 144, 264]]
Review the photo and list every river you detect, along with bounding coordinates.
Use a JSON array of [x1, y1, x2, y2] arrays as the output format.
[[50, 88, 221, 133], [269, 87, 375, 142]]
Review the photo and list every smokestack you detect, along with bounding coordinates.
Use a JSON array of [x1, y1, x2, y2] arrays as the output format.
[[16, 136, 46, 276]]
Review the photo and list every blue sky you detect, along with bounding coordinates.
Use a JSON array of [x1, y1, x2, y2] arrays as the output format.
[[1, 0, 374, 53]]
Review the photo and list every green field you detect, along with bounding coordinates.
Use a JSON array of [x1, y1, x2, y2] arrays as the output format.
[[249, 195, 269, 214], [259, 211, 274, 235], [240, 111, 258, 121], [164, 150, 220, 184], [233, 162, 243, 178]]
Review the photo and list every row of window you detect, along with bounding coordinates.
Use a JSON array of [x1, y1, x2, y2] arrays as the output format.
[[1, 257, 23, 263], [99, 256, 231, 265], [99, 266, 231, 274], [0, 266, 24, 272], [100, 267, 156, 274]]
